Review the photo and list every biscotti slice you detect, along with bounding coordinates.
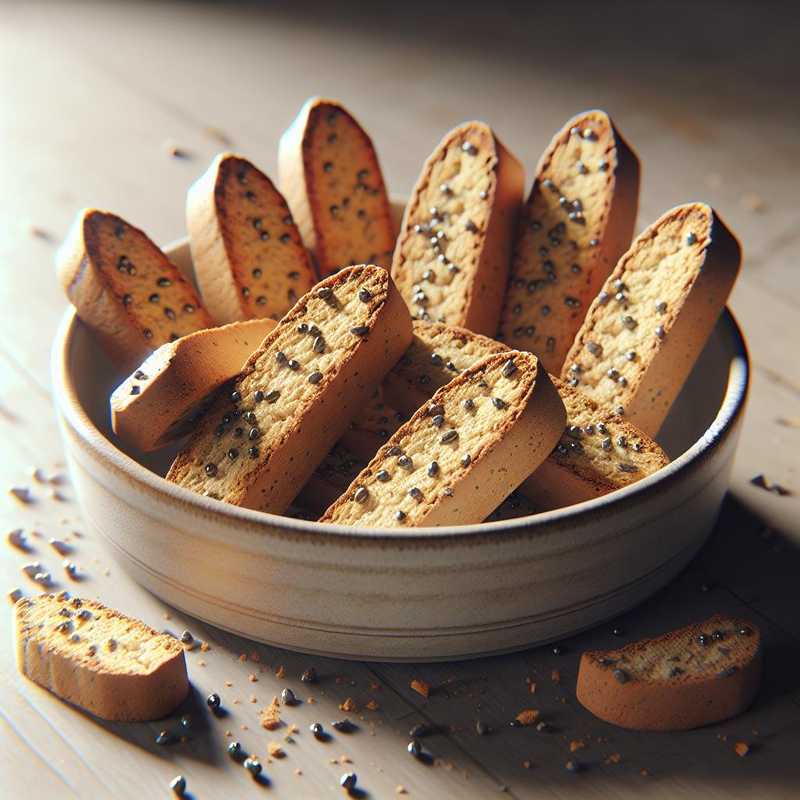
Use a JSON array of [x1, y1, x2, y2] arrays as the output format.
[[167, 265, 412, 512], [111, 318, 275, 451], [391, 122, 524, 335], [497, 111, 640, 373], [187, 153, 317, 323], [576, 615, 761, 731], [319, 351, 565, 528], [15, 592, 189, 721], [383, 321, 668, 509], [562, 203, 741, 436], [279, 97, 395, 276], [57, 209, 214, 371], [340, 389, 406, 460]]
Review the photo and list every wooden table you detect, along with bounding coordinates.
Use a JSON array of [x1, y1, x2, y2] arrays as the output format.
[[2, 2, 798, 797]]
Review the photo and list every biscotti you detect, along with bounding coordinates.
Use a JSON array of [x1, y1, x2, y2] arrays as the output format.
[[319, 351, 565, 527], [15, 592, 189, 721], [296, 442, 365, 515], [576, 615, 761, 731], [57, 209, 214, 371], [167, 266, 412, 512], [111, 318, 276, 451], [187, 153, 316, 323], [391, 122, 524, 335], [561, 203, 741, 436], [279, 97, 395, 276], [497, 111, 640, 374], [340, 389, 406, 460], [383, 321, 668, 508]]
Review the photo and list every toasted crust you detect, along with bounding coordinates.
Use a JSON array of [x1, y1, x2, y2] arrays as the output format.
[[278, 97, 395, 277], [391, 122, 524, 335], [167, 266, 412, 513], [111, 318, 276, 451], [497, 110, 640, 373], [15, 593, 189, 721], [576, 615, 761, 731], [187, 153, 316, 324], [319, 351, 566, 528], [383, 321, 668, 510], [561, 203, 742, 436], [57, 209, 213, 372]]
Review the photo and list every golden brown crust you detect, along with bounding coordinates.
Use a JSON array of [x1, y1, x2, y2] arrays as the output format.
[[561, 203, 741, 436], [497, 110, 640, 373], [576, 615, 761, 730], [391, 122, 524, 335], [167, 266, 412, 513], [278, 97, 395, 277], [57, 209, 213, 373], [187, 153, 316, 324], [15, 593, 188, 721], [319, 351, 565, 527], [111, 318, 276, 451]]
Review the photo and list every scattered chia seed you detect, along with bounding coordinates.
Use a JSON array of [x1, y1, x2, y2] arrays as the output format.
[[170, 775, 186, 796], [206, 692, 221, 710], [281, 687, 299, 706]]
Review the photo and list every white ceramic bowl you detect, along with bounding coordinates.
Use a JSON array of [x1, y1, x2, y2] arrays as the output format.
[[52, 236, 749, 662]]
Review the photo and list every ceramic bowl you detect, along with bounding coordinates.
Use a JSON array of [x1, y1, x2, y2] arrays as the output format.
[[51, 231, 749, 661]]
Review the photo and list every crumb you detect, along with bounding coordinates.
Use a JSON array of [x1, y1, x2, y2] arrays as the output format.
[[8, 588, 23, 604], [339, 755, 352, 764], [238, 653, 247, 662], [522, 759, 532, 769], [294, 769, 302, 776], [365, 700, 380, 711], [9, 487, 32, 504], [605, 753, 622, 765], [260, 697, 282, 730], [339, 697, 358, 713], [776, 417, 800, 429], [241, 724, 248, 731], [734, 742, 750, 758], [249, 673, 258, 682], [233, 699, 241, 705], [369, 681, 381, 691], [163, 140, 190, 159], [526, 678, 537, 694], [225, 730, 233, 737], [198, 660, 206, 667], [288, 724, 299, 734], [29, 226, 53, 242], [396, 786, 407, 794], [307, 696, 316, 704], [551, 669, 561, 684], [249, 650, 260, 662], [164, 612, 172, 620], [204, 126, 232, 146], [569, 740, 585, 752], [515, 709, 540, 726], [275, 665, 286, 679], [200, 641, 210, 652], [410, 678, 430, 698], [249, 695, 258, 703], [268, 742, 285, 758], [640, 768, 649, 776], [224, 680, 233, 687]]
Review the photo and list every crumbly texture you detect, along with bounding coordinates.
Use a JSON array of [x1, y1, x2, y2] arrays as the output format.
[[167, 266, 412, 512], [383, 321, 668, 509], [562, 203, 741, 436], [111, 318, 275, 451], [57, 209, 213, 371], [15, 593, 188, 721], [497, 110, 640, 374], [577, 615, 761, 731], [391, 121, 524, 335], [279, 97, 395, 276], [187, 153, 316, 323], [319, 351, 565, 528]]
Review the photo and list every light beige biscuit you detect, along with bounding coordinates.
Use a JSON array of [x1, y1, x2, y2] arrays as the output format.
[[15, 592, 189, 721], [497, 110, 640, 373], [562, 203, 741, 436], [577, 615, 761, 731], [187, 153, 316, 323], [167, 266, 412, 513], [320, 351, 565, 527], [279, 97, 395, 277], [391, 121, 524, 335]]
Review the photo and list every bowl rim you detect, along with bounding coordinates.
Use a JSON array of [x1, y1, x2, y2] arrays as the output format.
[[52, 280, 749, 545]]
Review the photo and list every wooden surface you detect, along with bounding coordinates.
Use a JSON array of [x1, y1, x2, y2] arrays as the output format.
[[2, 2, 799, 797]]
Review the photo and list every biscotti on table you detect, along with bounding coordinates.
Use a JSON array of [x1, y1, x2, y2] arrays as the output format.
[[111, 318, 276, 451], [563, 202, 741, 436], [57, 209, 214, 371], [391, 121, 524, 335], [279, 97, 395, 277], [319, 351, 565, 527], [498, 111, 640, 374], [383, 321, 668, 509], [577, 615, 761, 730], [15, 592, 188, 721], [187, 153, 317, 323], [167, 265, 412, 513]]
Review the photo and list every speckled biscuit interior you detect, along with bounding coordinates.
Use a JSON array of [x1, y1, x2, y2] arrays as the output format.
[[15, 592, 188, 721], [383, 321, 668, 509], [167, 265, 412, 512], [279, 98, 395, 276], [320, 350, 565, 528], [497, 110, 639, 373], [188, 153, 316, 323], [391, 121, 524, 335], [562, 202, 741, 435], [577, 615, 761, 730]]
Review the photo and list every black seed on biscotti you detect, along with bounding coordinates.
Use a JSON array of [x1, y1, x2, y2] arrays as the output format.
[[354, 486, 369, 503], [227, 449, 239, 461], [476, 720, 490, 736], [288, 359, 300, 370], [310, 722, 326, 740], [340, 772, 357, 791], [281, 687, 298, 705], [323, 161, 333, 172], [431, 415, 444, 428], [376, 469, 391, 482], [492, 398, 506, 410], [332, 718, 357, 733], [461, 453, 471, 467], [308, 371, 323, 384], [398, 455, 412, 469], [248, 428, 260, 441], [698, 633, 709, 647], [143, 328, 153, 340], [501, 359, 517, 377], [613, 669, 630, 684], [395, 510, 406, 522], [552, 644, 564, 655], [408, 739, 423, 758], [427, 461, 439, 477], [204, 463, 217, 476], [440, 430, 458, 444], [248, 446, 259, 458], [207, 692, 221, 710], [183, 303, 195, 313], [351, 326, 369, 337]]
